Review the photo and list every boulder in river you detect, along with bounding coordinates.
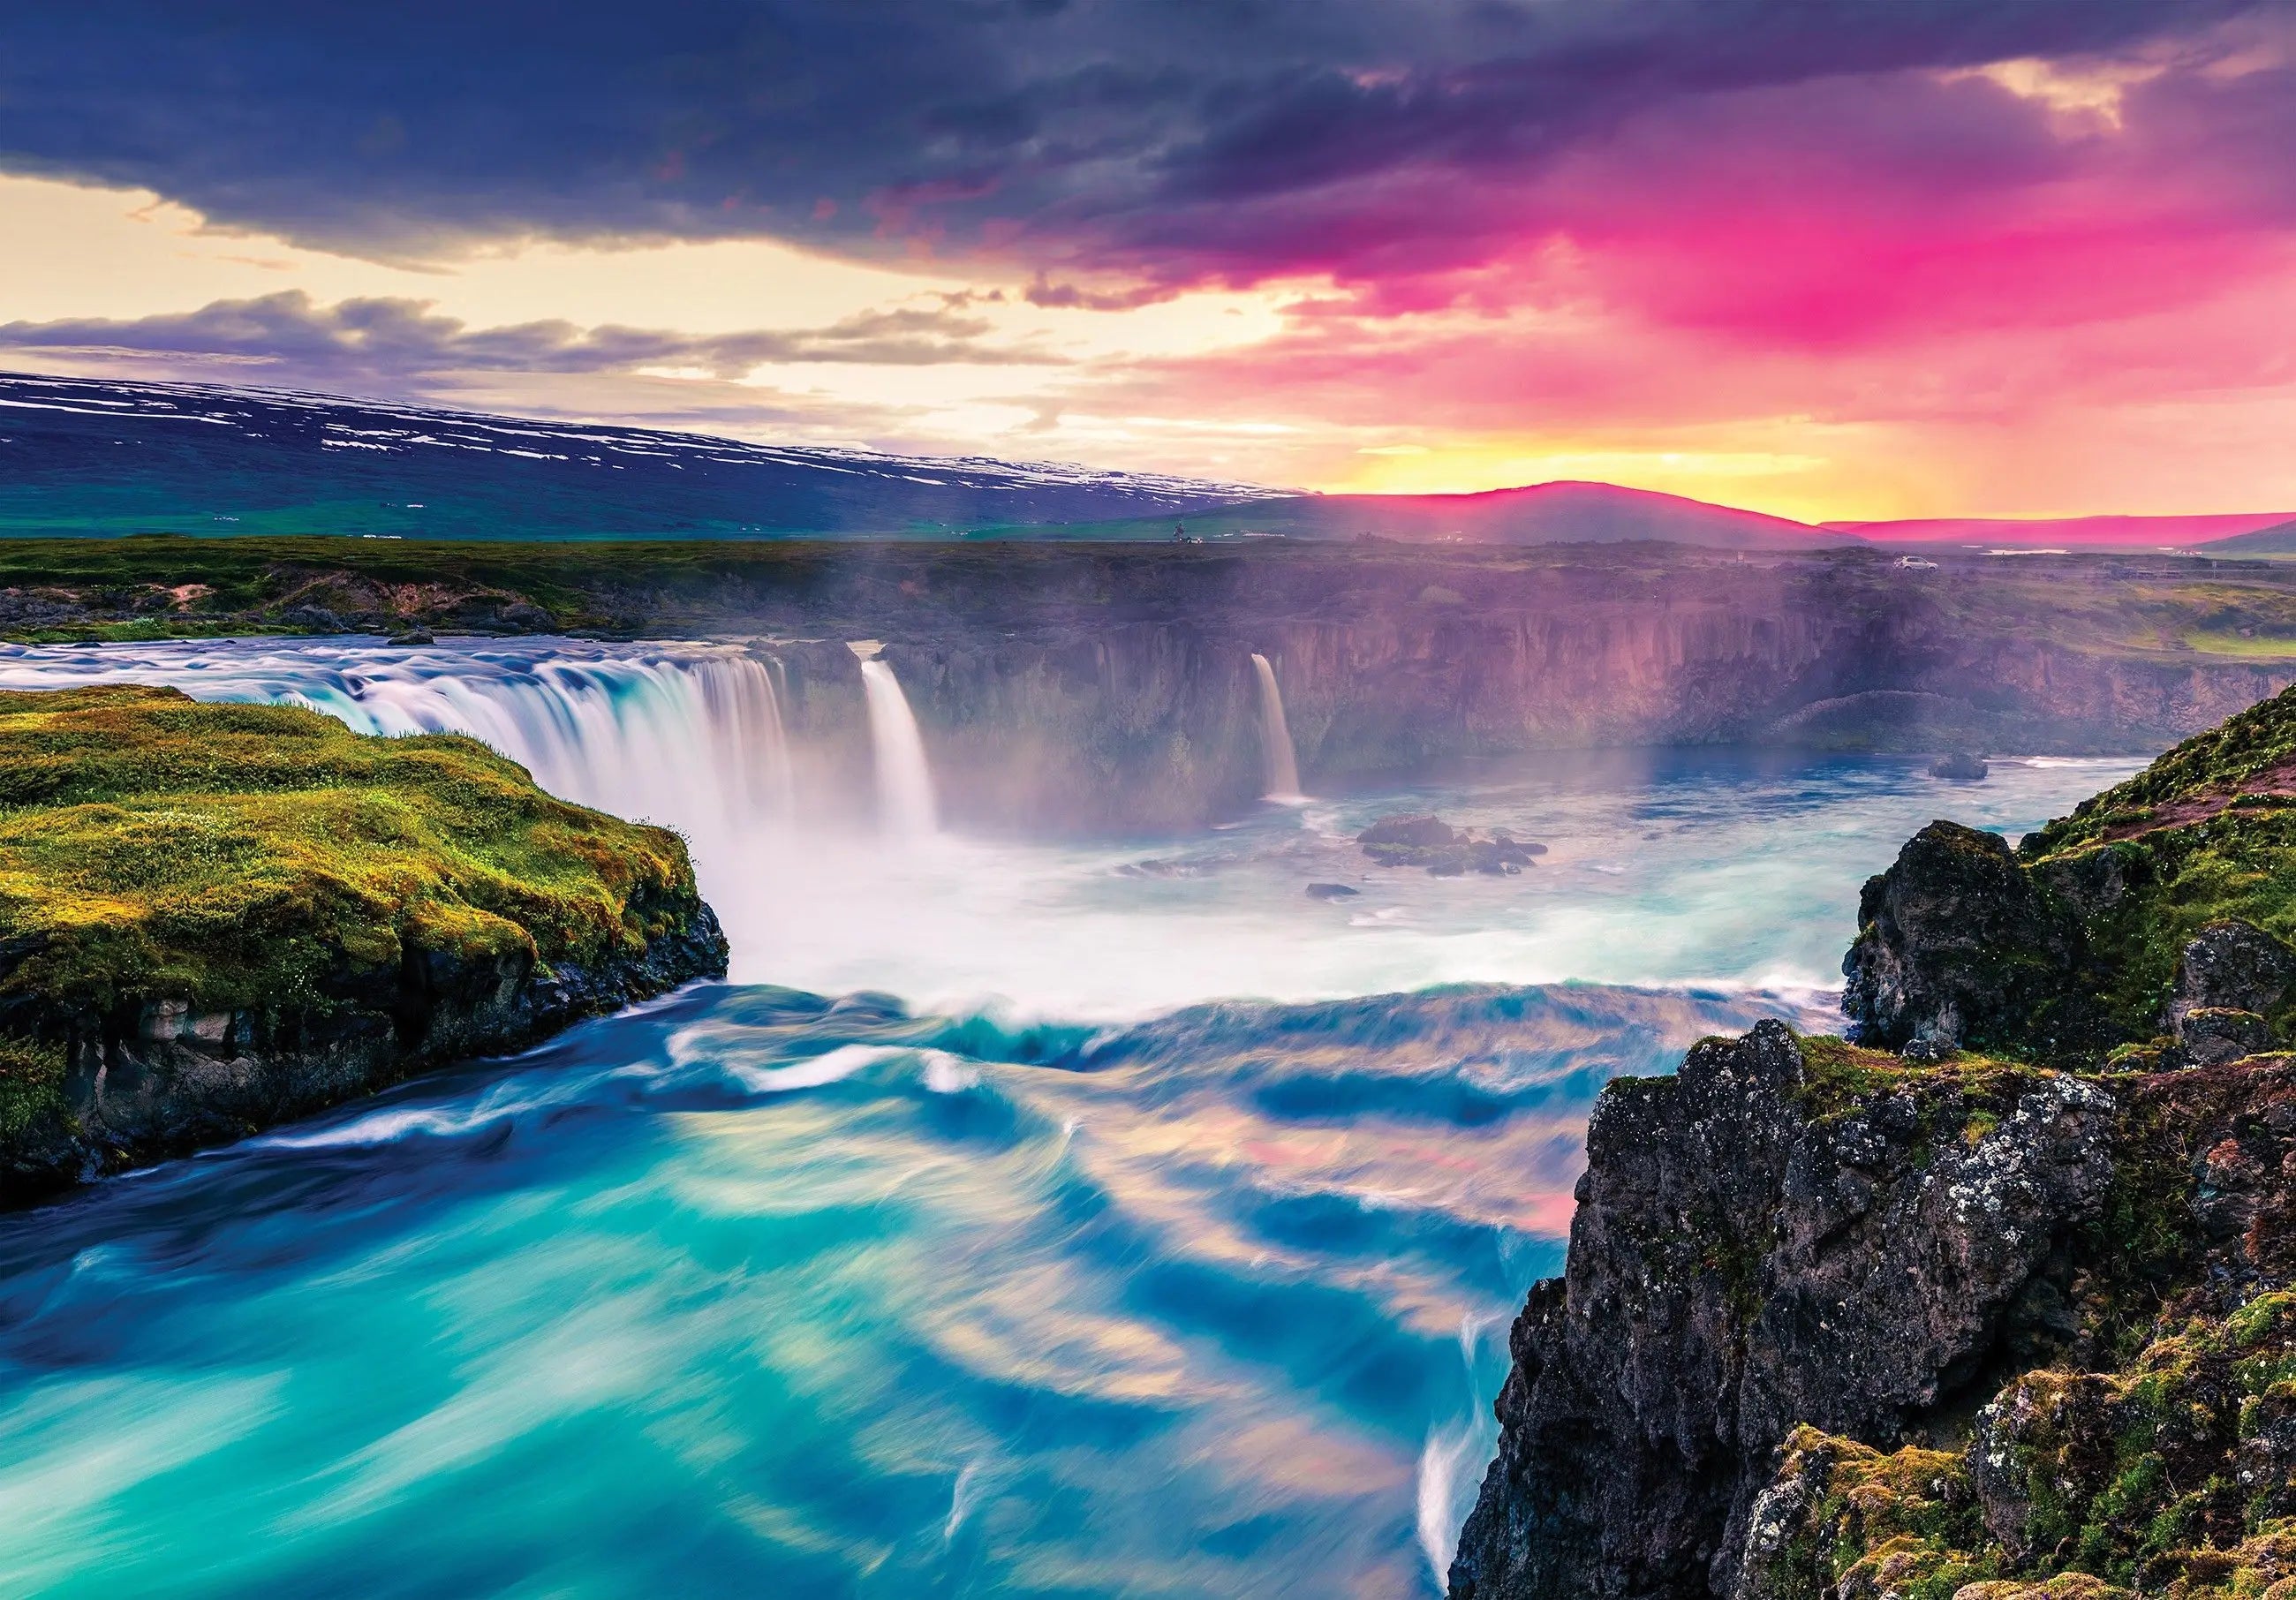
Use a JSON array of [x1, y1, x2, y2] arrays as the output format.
[[1928, 751, 1990, 781], [1304, 882, 1361, 901], [1357, 814, 1542, 876]]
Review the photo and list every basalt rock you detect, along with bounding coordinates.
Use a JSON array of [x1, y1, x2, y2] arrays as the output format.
[[1731, 1058, 2296, 1600], [1841, 821, 2095, 1055], [1448, 1023, 2119, 1600], [1358, 815, 1543, 876], [0, 686, 729, 1205], [1, 887, 727, 1203], [1846, 684, 2296, 1061], [2171, 920, 2296, 1030], [1451, 1029, 2296, 1600]]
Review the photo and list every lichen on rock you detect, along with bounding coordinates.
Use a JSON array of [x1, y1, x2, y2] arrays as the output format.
[[1451, 1034, 2296, 1600]]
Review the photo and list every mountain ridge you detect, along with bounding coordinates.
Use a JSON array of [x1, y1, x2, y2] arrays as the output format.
[[6, 371, 2293, 552]]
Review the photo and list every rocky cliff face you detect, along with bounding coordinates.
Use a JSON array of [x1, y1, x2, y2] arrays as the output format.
[[13, 540, 2296, 834], [1455, 689, 2296, 1600], [753, 547, 2296, 833], [0, 887, 728, 1204], [0, 686, 731, 1205], [1450, 1025, 2296, 1600], [1447, 1024, 2125, 1598]]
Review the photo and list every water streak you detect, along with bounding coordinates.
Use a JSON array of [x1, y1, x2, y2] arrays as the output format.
[[0, 637, 796, 876], [0, 978, 1810, 1599], [1250, 652, 1304, 801], [850, 646, 939, 839]]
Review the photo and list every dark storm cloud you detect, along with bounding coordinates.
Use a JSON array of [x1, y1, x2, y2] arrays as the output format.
[[0, 0, 2272, 286], [0, 292, 1058, 388]]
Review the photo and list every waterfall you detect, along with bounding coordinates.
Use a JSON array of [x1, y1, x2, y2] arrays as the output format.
[[693, 653, 797, 826], [849, 643, 939, 840], [1250, 653, 1304, 801], [0, 637, 798, 873]]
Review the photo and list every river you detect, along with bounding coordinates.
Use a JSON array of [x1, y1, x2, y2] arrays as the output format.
[[0, 638, 2141, 1597]]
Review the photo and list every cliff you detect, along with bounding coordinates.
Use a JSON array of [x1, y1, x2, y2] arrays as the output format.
[[1454, 691, 2296, 1600], [9, 536, 2296, 834], [0, 685, 728, 1204], [1846, 682, 2296, 1064], [1450, 1026, 2296, 1600]]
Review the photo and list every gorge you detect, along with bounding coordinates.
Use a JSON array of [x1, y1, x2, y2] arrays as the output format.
[[11, 537, 2296, 834], [0, 615, 2168, 1596], [2, 581, 2295, 1596]]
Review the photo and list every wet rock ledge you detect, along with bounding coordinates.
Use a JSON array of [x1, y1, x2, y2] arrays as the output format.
[[0, 685, 727, 1204], [1452, 683, 2296, 1599]]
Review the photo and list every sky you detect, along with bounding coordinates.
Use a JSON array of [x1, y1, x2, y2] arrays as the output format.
[[2, 1, 2294, 521]]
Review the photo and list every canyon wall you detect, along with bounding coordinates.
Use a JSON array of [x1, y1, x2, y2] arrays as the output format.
[[17, 539, 2296, 833], [721, 549, 2295, 833]]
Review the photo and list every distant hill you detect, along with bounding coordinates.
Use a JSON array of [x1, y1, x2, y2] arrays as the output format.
[[1064, 481, 1850, 550], [1824, 512, 2296, 548], [4, 371, 2284, 554], [2193, 518, 2296, 555], [0, 372, 1281, 540]]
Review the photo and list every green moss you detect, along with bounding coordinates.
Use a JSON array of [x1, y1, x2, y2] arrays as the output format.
[[0, 685, 699, 1017], [0, 1038, 70, 1143], [1845, 682, 2296, 1055], [1773, 1293, 2296, 1598], [2026, 682, 2296, 860], [1794, 1033, 1903, 1106], [1756, 1430, 2000, 1600], [1793, 1032, 2052, 1135]]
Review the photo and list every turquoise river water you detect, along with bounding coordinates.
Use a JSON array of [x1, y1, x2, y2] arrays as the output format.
[[0, 639, 2143, 1597]]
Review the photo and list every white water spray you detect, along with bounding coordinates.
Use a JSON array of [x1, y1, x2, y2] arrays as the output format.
[[0, 635, 796, 873], [693, 653, 797, 826], [1250, 653, 1304, 801], [849, 643, 939, 840]]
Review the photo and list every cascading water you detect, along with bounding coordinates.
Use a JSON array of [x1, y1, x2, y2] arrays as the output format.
[[693, 651, 797, 826], [849, 642, 939, 840], [0, 638, 2150, 1600], [1250, 651, 1305, 801], [0, 635, 797, 877]]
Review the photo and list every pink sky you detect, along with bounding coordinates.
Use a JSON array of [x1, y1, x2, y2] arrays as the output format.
[[4, 4, 2295, 520]]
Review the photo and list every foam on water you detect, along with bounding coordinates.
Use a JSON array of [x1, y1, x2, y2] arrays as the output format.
[[0, 635, 2143, 1017], [0, 637, 2155, 1596]]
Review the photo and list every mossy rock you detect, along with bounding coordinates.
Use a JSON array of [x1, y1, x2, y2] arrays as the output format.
[[0, 685, 700, 1015], [0, 685, 725, 1198], [1849, 683, 2296, 1060]]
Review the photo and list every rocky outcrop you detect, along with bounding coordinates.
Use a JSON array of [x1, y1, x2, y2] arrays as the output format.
[[1450, 1027, 2296, 1600], [1840, 822, 2097, 1058], [0, 685, 730, 1205], [1731, 1059, 2296, 1600], [1845, 684, 2296, 1062], [2171, 921, 2296, 1030], [1447, 1023, 2122, 1599], [0, 887, 726, 1205], [1356, 814, 1543, 875]]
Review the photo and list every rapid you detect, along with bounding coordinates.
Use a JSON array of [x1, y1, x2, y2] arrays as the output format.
[[0, 638, 2141, 1597]]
